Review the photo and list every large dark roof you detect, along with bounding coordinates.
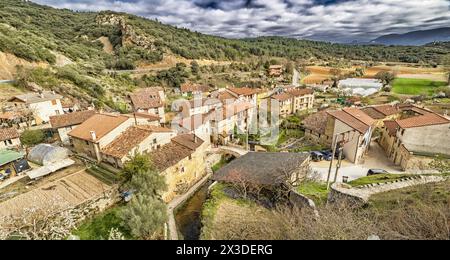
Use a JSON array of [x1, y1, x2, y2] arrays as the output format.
[[213, 152, 310, 186]]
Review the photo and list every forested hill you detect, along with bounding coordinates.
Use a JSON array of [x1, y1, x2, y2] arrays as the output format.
[[0, 0, 449, 68]]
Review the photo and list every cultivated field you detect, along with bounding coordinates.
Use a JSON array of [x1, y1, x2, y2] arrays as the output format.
[[391, 78, 448, 96], [0, 170, 111, 217], [364, 65, 444, 77]]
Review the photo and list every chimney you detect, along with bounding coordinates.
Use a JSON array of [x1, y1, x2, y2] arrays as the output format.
[[193, 134, 198, 143], [90, 131, 97, 141], [40, 92, 45, 99]]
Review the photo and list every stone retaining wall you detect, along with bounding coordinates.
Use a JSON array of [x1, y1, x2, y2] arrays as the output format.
[[329, 175, 446, 204]]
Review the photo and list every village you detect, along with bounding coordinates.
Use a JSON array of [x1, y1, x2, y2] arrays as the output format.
[[1, 58, 449, 240]]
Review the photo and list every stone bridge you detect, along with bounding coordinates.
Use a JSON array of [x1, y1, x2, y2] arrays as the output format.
[[217, 146, 249, 158]]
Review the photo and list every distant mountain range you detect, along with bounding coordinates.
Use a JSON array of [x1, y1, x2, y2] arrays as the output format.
[[369, 27, 450, 46]]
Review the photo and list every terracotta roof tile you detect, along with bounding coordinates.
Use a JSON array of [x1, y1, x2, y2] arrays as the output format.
[[130, 88, 164, 110], [383, 120, 399, 136], [50, 110, 96, 129], [327, 110, 374, 133], [271, 93, 292, 102], [150, 134, 204, 171], [101, 126, 153, 159], [396, 113, 450, 129], [181, 83, 209, 93], [68, 113, 130, 142], [0, 127, 19, 142], [343, 108, 375, 126], [227, 87, 258, 96], [287, 88, 314, 97]]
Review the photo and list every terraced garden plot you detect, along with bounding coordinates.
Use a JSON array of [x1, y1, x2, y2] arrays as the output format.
[[0, 170, 110, 217]]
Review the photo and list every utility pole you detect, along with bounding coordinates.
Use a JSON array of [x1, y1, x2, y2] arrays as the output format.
[[333, 143, 344, 183], [326, 137, 338, 190]]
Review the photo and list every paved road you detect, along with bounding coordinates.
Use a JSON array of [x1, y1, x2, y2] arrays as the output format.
[[310, 142, 403, 182], [0, 80, 15, 84]]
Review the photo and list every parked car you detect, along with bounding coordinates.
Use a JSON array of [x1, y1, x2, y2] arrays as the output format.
[[367, 169, 389, 176], [321, 150, 334, 161], [310, 151, 324, 162]]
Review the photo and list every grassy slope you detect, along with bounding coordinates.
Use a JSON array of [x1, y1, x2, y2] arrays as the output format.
[[392, 78, 447, 95], [73, 206, 133, 240]]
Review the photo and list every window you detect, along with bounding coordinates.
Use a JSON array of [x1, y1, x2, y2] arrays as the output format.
[[153, 138, 157, 144], [401, 129, 405, 135], [7, 139, 12, 145], [55, 110, 60, 115], [189, 155, 192, 160], [52, 100, 57, 105], [181, 167, 185, 173], [85, 140, 90, 145]]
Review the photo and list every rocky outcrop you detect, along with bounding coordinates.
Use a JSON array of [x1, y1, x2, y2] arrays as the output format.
[[95, 14, 156, 51]]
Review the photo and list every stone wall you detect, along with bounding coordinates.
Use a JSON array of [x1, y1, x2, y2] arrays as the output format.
[[329, 175, 446, 205], [67, 185, 120, 225]]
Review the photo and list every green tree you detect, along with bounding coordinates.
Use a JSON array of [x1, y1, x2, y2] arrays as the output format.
[[119, 154, 168, 239], [442, 54, 450, 84], [190, 61, 200, 75], [20, 129, 45, 147], [375, 71, 395, 87], [119, 194, 167, 239]]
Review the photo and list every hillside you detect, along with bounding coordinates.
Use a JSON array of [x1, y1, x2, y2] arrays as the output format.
[[0, 0, 449, 109], [370, 27, 450, 46]]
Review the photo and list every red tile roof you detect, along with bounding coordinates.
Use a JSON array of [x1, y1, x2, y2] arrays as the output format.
[[150, 134, 204, 171], [396, 113, 450, 129], [130, 88, 164, 110], [227, 87, 258, 96], [50, 110, 96, 129], [101, 125, 173, 159], [343, 108, 375, 126], [68, 113, 129, 142], [0, 127, 19, 142], [383, 120, 399, 136], [327, 108, 375, 134], [287, 88, 314, 97], [271, 93, 292, 102], [181, 83, 209, 93]]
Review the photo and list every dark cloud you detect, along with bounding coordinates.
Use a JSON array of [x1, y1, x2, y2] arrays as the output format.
[[32, 0, 450, 42]]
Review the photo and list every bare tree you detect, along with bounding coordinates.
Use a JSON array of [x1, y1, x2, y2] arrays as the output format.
[[0, 202, 77, 240]]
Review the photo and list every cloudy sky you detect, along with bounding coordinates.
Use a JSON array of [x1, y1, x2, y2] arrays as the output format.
[[32, 0, 450, 42]]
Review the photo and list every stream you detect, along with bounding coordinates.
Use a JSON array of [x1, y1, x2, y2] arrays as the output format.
[[174, 181, 211, 240]]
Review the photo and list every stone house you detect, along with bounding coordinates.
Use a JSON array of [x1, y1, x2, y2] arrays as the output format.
[[50, 110, 96, 145], [379, 112, 450, 171], [150, 134, 209, 202], [0, 127, 20, 149], [68, 113, 159, 162], [326, 108, 375, 164], [130, 87, 166, 123], [303, 110, 331, 145], [101, 125, 176, 168], [7, 91, 64, 125]]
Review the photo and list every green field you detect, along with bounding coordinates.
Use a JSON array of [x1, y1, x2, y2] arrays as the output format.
[[392, 78, 447, 96]]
